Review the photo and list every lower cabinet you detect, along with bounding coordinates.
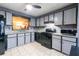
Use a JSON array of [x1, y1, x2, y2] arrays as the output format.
[[7, 32, 34, 49], [18, 36, 24, 46], [52, 38, 61, 51], [18, 34, 24, 46], [31, 32, 35, 42], [52, 35, 61, 51], [7, 34, 17, 49], [62, 37, 76, 55], [25, 33, 30, 44]]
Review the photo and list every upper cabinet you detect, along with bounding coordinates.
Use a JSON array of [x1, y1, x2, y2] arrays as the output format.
[[64, 8, 76, 25], [6, 12, 12, 25], [54, 12, 63, 25], [30, 18, 35, 26], [40, 17, 45, 26], [0, 11, 5, 18], [36, 18, 40, 26], [49, 14, 54, 22], [44, 15, 49, 22]]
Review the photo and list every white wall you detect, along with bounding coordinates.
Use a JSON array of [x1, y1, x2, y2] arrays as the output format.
[[45, 23, 61, 33]]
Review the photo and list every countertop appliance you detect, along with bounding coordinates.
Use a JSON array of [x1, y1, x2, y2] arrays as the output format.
[[61, 29, 77, 36]]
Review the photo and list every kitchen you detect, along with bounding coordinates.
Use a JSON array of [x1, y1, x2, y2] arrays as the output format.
[[0, 3, 79, 56]]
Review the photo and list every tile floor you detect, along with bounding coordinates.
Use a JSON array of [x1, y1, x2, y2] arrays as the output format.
[[3, 42, 66, 56]]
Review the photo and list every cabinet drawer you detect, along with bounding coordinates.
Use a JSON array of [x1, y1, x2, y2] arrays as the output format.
[[25, 33, 30, 35], [62, 37, 76, 42], [53, 35, 61, 39], [8, 34, 16, 37], [18, 34, 24, 36]]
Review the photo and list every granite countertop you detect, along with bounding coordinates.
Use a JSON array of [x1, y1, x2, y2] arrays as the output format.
[[5, 30, 36, 35], [51, 33, 77, 38]]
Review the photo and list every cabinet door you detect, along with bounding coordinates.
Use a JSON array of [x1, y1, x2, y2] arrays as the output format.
[[0, 11, 5, 18], [36, 18, 40, 26], [25, 35, 30, 44], [6, 12, 12, 25], [30, 18, 35, 26], [7, 34, 16, 49], [31, 32, 35, 42], [40, 17, 45, 26], [7, 37, 17, 49], [62, 40, 76, 55], [64, 8, 76, 25], [52, 35, 61, 51], [25, 33, 30, 43], [54, 12, 63, 25], [18, 34, 24, 46], [44, 16, 48, 22], [52, 38, 61, 51], [49, 14, 54, 21]]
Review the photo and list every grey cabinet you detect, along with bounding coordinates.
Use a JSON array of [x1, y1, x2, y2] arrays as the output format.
[[64, 8, 76, 25], [7, 34, 17, 49], [40, 17, 45, 26], [49, 14, 54, 21], [6, 12, 12, 25], [31, 32, 35, 42], [44, 16, 48, 22], [25, 33, 30, 44], [54, 12, 63, 25], [18, 34, 24, 46], [0, 11, 5, 18], [30, 18, 35, 26], [62, 37, 76, 55], [52, 35, 61, 51], [36, 18, 40, 26]]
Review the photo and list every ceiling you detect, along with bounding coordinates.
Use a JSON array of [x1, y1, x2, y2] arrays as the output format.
[[0, 3, 71, 17]]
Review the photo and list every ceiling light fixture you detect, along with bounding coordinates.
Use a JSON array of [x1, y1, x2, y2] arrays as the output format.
[[26, 4, 33, 10], [25, 4, 41, 11]]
